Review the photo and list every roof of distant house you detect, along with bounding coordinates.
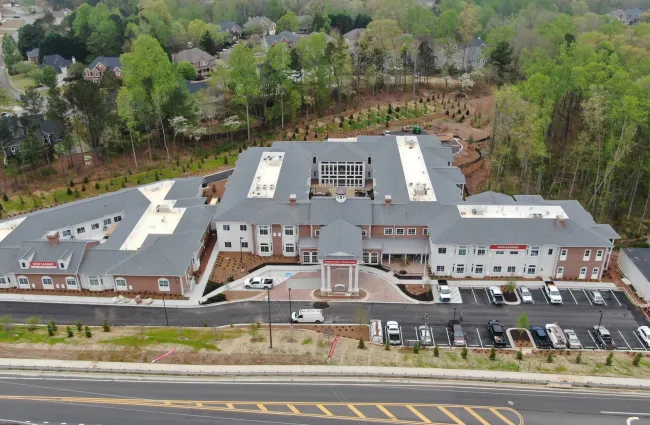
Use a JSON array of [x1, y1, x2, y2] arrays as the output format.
[[173, 48, 216, 64], [218, 21, 242, 31], [86, 56, 121, 71], [245, 16, 275, 28], [185, 80, 209, 94], [264, 31, 303, 46], [26, 47, 39, 58], [42, 54, 72, 73]]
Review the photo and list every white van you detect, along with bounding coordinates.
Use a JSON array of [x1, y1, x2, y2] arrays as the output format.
[[291, 309, 324, 323], [369, 319, 383, 344]]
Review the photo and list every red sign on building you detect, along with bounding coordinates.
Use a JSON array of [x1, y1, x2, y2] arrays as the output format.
[[322, 259, 358, 265], [29, 261, 57, 269], [489, 245, 527, 251]]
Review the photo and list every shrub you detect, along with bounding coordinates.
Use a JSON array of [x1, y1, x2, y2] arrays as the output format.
[[426, 96, 430, 102], [516, 350, 523, 360], [223, 156, 228, 164], [452, 113, 456, 118], [461, 347, 468, 359], [103, 320, 110, 332], [384, 339, 390, 351], [445, 110, 449, 115], [413, 342, 420, 354], [387, 104, 393, 114], [633, 352, 642, 366], [84, 326, 92, 338], [339, 121, 344, 128], [489, 347, 496, 360], [26, 316, 40, 331], [576, 352, 582, 364], [47, 325, 54, 337], [457, 108, 462, 115], [419, 98, 423, 103], [95, 182, 100, 190], [69, 180, 74, 187], [76, 320, 83, 332], [433, 344, 439, 357], [395, 106, 400, 113], [83, 176, 89, 184], [546, 351, 554, 363], [74, 189, 80, 198], [349, 114, 354, 120], [605, 352, 614, 366], [66, 326, 74, 337], [2, 194, 7, 202], [466, 110, 470, 115], [203, 321, 208, 327], [358, 337, 365, 349], [81, 185, 86, 192], [66, 187, 73, 195], [47, 319, 57, 332]]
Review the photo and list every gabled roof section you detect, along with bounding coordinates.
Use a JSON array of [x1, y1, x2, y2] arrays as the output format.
[[173, 48, 215, 64], [310, 198, 372, 225], [26, 48, 39, 58], [42, 54, 72, 73], [87, 56, 121, 71], [317, 219, 362, 259]]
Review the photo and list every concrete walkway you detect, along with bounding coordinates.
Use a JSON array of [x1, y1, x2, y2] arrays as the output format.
[[1, 358, 649, 389]]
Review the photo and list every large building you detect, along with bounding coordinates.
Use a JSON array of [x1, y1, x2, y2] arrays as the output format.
[[0, 178, 215, 296], [214, 135, 618, 292]]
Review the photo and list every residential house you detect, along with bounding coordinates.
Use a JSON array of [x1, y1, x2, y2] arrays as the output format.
[[343, 28, 365, 56], [435, 37, 488, 72], [296, 15, 313, 34], [26, 48, 39, 64], [244, 16, 276, 35], [610, 9, 627, 22], [83, 56, 122, 83], [185, 80, 224, 120], [262, 31, 303, 49], [42, 54, 74, 84], [625, 8, 644, 24], [0, 115, 65, 159], [217, 21, 243, 38], [172, 48, 216, 79]]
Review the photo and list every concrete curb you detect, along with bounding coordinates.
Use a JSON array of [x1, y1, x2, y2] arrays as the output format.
[[1, 359, 650, 390]]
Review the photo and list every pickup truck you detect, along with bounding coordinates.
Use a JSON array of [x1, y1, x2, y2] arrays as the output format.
[[438, 280, 451, 302], [488, 320, 507, 347], [544, 280, 563, 304], [386, 321, 402, 345], [530, 326, 552, 349]]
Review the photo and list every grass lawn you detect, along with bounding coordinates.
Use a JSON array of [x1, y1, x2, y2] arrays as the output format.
[[10, 73, 34, 92], [102, 328, 244, 351], [0, 19, 26, 28], [0, 326, 70, 345]]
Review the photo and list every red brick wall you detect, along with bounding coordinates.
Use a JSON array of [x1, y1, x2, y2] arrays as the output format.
[[19, 274, 78, 290], [116, 275, 184, 295], [557, 246, 608, 279], [272, 224, 282, 256], [370, 225, 427, 238], [299, 225, 311, 238]]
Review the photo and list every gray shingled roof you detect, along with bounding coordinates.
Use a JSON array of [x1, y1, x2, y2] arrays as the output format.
[[10, 240, 89, 275], [317, 219, 362, 258], [264, 31, 303, 46], [172, 48, 215, 64], [87, 56, 121, 71], [622, 248, 650, 279], [310, 198, 372, 225], [42, 54, 72, 73]]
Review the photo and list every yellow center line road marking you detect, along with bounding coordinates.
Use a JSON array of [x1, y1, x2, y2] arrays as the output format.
[[257, 403, 268, 412], [438, 406, 465, 424], [287, 404, 300, 414], [465, 408, 490, 425], [407, 405, 432, 423], [347, 404, 366, 419], [317, 404, 334, 416], [377, 404, 397, 420], [490, 408, 517, 425]]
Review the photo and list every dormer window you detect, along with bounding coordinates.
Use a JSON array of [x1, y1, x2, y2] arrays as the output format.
[[59, 263, 64, 268], [21, 262, 26, 268]]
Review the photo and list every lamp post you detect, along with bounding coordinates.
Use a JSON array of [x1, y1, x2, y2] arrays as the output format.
[[162, 294, 169, 327], [453, 307, 457, 322], [240, 236, 244, 269], [267, 287, 273, 348], [597, 309, 603, 329], [288, 287, 292, 325]]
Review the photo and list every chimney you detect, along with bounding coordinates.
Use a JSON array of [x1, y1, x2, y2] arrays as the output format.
[[289, 194, 296, 205], [384, 194, 392, 207], [46, 231, 60, 246], [556, 215, 566, 228]]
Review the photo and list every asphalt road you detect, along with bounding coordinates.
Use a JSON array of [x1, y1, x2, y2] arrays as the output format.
[[0, 375, 648, 425]]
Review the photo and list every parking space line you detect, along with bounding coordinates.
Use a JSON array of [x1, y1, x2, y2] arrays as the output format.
[[610, 290, 623, 306], [484, 287, 490, 302], [471, 287, 478, 303], [376, 404, 396, 420], [588, 330, 597, 347], [429, 326, 435, 347], [465, 407, 490, 425], [446, 329, 452, 346], [568, 289, 578, 305], [438, 406, 464, 424], [618, 330, 632, 350], [633, 331, 648, 351], [316, 404, 333, 416], [476, 328, 483, 348], [490, 408, 517, 425], [406, 405, 431, 423], [347, 404, 366, 419], [540, 289, 550, 304], [583, 289, 593, 305]]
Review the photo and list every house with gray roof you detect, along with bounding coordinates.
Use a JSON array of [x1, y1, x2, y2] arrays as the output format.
[[83, 56, 121, 83], [262, 31, 304, 49], [244, 16, 276, 35], [218, 21, 243, 37], [213, 135, 617, 293], [296, 15, 313, 34], [26, 47, 39, 64], [0, 115, 65, 159], [0, 178, 215, 296], [619, 248, 650, 301], [172, 47, 216, 78], [435, 37, 488, 72]]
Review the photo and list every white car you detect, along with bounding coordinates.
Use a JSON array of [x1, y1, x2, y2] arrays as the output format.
[[386, 321, 401, 345], [589, 290, 605, 305], [438, 280, 451, 302], [489, 286, 504, 305], [244, 277, 274, 289], [519, 286, 533, 303], [544, 281, 563, 304], [564, 329, 581, 349], [637, 326, 650, 347]]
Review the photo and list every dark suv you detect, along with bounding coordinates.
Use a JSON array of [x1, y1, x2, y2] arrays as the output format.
[[488, 320, 507, 347], [530, 326, 552, 349], [593, 326, 616, 350], [448, 320, 466, 347]]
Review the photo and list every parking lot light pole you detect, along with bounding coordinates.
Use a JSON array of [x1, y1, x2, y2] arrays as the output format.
[[162, 294, 169, 327], [453, 307, 456, 322], [597, 310, 603, 329], [288, 287, 292, 325], [239, 237, 244, 268], [267, 287, 273, 349]]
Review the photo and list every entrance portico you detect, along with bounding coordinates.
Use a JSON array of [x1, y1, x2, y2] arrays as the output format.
[[317, 219, 362, 295]]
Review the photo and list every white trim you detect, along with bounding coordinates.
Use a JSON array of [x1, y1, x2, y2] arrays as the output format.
[[158, 278, 171, 292], [65, 276, 77, 288], [41, 276, 54, 287], [115, 277, 127, 290], [18, 276, 29, 287]]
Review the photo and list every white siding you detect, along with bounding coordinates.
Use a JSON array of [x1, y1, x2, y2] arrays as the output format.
[[216, 221, 253, 252], [618, 250, 650, 302]]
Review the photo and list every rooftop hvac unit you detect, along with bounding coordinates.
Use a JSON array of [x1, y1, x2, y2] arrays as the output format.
[[269, 184, 275, 190], [532, 213, 543, 218], [156, 205, 171, 213], [405, 139, 417, 147]]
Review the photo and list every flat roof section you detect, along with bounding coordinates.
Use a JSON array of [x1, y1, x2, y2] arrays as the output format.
[[457, 204, 569, 219], [0, 217, 26, 243], [396, 136, 435, 202], [248, 152, 285, 199]]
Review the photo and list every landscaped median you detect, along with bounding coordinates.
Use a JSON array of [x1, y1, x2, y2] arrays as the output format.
[[0, 319, 649, 381]]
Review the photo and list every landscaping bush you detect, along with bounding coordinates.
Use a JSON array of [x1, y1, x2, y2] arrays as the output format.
[[84, 326, 92, 338], [358, 337, 365, 349], [633, 352, 642, 366], [76, 320, 83, 332], [66, 326, 74, 337], [516, 350, 523, 360], [387, 104, 393, 114], [95, 182, 100, 190], [433, 344, 439, 357], [489, 347, 496, 360], [2, 194, 7, 202], [546, 352, 554, 363], [395, 106, 400, 113], [67, 187, 73, 195], [461, 347, 468, 359], [445, 110, 449, 115], [339, 121, 344, 128], [413, 342, 420, 354], [26, 316, 40, 331], [384, 339, 390, 351], [83, 176, 89, 184], [201, 293, 227, 305], [81, 185, 86, 192], [203, 281, 222, 296], [47, 325, 54, 337], [576, 352, 582, 364], [605, 352, 614, 366], [48, 319, 57, 332], [103, 320, 110, 332], [69, 180, 74, 187]]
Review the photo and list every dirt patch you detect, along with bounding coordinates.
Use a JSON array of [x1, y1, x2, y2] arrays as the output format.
[[502, 290, 518, 303], [225, 290, 261, 301], [211, 252, 300, 283], [510, 329, 533, 348], [397, 284, 433, 302]]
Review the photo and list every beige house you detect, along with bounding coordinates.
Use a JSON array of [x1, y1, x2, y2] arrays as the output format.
[[172, 48, 216, 79]]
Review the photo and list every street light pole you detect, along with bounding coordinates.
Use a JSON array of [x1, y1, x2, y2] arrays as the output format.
[[240, 237, 244, 268], [597, 310, 603, 329], [162, 294, 169, 327], [267, 287, 273, 348], [288, 287, 292, 325], [453, 307, 456, 322]]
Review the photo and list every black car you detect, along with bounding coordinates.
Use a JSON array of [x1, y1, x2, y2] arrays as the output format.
[[530, 326, 552, 349], [488, 320, 507, 347], [593, 326, 616, 350]]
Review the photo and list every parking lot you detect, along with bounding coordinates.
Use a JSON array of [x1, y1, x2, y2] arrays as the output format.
[[378, 286, 647, 352]]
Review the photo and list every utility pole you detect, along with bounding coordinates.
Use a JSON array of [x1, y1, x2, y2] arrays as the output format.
[[162, 294, 169, 326], [453, 307, 457, 322], [267, 287, 273, 348], [288, 287, 292, 326]]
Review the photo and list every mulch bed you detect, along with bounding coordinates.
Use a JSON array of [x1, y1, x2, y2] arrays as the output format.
[[502, 290, 518, 302], [314, 290, 367, 299], [510, 329, 533, 347], [397, 284, 433, 302], [0, 288, 186, 300]]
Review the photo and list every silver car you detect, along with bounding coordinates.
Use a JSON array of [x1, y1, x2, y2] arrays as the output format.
[[589, 290, 605, 305], [564, 329, 581, 348], [519, 286, 533, 303], [418, 326, 433, 346]]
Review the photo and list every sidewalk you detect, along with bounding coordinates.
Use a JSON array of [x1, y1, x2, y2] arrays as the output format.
[[2, 358, 649, 389]]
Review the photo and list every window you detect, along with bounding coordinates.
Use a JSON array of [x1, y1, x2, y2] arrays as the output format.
[[303, 251, 313, 263], [222, 224, 231, 231], [104, 218, 111, 226], [579, 267, 587, 278], [259, 226, 269, 236], [407, 228, 416, 235], [438, 247, 447, 254], [91, 223, 99, 230], [284, 226, 294, 236], [436, 265, 445, 272], [493, 266, 502, 273], [42, 277, 53, 286], [384, 228, 394, 236], [475, 265, 484, 274], [240, 224, 247, 231], [89, 277, 100, 286], [507, 266, 516, 273], [591, 267, 599, 279], [60, 263, 65, 268], [526, 265, 536, 275], [314, 230, 320, 236], [395, 228, 405, 235], [370, 252, 378, 264], [241, 241, 248, 248], [423, 228, 429, 235], [556, 267, 564, 278], [583, 249, 591, 261], [76, 227, 86, 234], [21, 262, 26, 268], [509, 251, 518, 255], [457, 246, 467, 256], [496, 251, 504, 255], [158, 278, 170, 291], [62, 229, 71, 237], [476, 247, 486, 256], [18, 277, 29, 286], [548, 248, 554, 255], [529, 247, 540, 256], [225, 242, 232, 248], [560, 249, 568, 261], [260, 243, 270, 253], [363, 252, 369, 264], [284, 244, 295, 253], [455, 264, 465, 274], [115, 278, 127, 288], [66, 277, 77, 287], [596, 249, 604, 260], [114, 216, 122, 222], [361, 230, 367, 237]]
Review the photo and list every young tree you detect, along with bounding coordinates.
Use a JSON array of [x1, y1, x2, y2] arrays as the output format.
[[228, 44, 260, 141], [199, 31, 216, 55], [277, 12, 299, 32], [2, 34, 22, 74], [488, 41, 514, 86], [458, 3, 481, 70], [20, 86, 44, 116], [516, 313, 530, 337], [435, 9, 459, 69], [41, 66, 58, 88], [176, 61, 197, 81]]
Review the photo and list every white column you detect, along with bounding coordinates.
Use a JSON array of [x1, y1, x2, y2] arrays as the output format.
[[320, 263, 326, 292], [326, 265, 332, 292], [348, 265, 353, 292], [354, 263, 359, 292]]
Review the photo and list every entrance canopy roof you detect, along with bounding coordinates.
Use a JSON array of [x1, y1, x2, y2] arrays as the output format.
[[317, 219, 362, 260]]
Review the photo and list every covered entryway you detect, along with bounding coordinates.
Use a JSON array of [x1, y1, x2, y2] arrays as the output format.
[[317, 219, 362, 294]]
